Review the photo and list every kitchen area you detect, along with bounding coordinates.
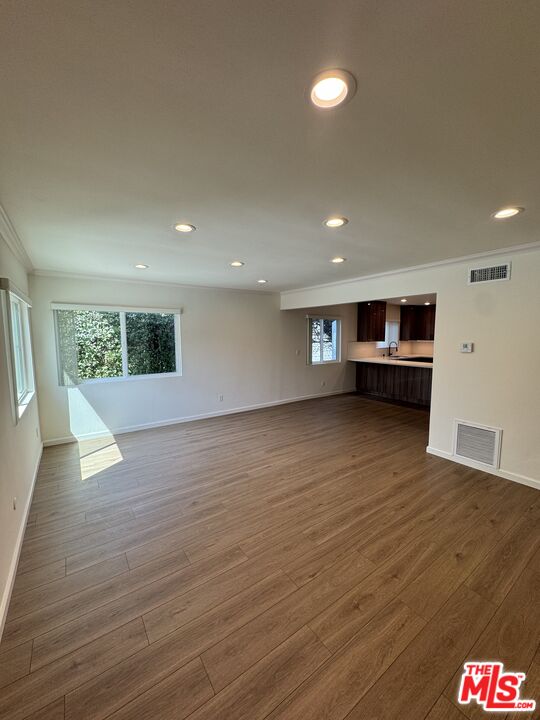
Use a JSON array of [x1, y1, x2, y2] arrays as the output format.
[[348, 294, 436, 408]]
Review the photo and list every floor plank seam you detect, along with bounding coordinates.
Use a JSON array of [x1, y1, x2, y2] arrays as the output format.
[[41, 502, 193, 565], [140, 615, 151, 647], [342, 587, 494, 720], [9, 561, 132, 624], [27, 615, 150, 682], [281, 569, 300, 589], [60, 496, 286, 575], [12, 547, 252, 666], [199, 654, 217, 696]]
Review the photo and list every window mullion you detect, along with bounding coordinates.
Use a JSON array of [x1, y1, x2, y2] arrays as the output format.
[[120, 312, 128, 377], [174, 314, 181, 373], [320, 317, 324, 364]]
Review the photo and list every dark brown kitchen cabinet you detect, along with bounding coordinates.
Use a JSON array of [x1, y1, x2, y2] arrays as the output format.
[[356, 362, 432, 407], [400, 304, 436, 341], [357, 301, 386, 342], [399, 305, 418, 341], [420, 304, 436, 341]]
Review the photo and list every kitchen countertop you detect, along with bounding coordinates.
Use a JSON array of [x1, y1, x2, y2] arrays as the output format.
[[347, 355, 434, 369]]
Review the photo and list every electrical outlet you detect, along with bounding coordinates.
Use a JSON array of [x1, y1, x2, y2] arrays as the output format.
[[295, 349, 301, 356], [321, 380, 326, 388], [218, 394, 224, 402], [460, 342, 474, 353]]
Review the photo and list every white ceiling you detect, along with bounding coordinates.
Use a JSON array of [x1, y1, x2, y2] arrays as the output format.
[[386, 294, 437, 306], [0, 1, 539, 292]]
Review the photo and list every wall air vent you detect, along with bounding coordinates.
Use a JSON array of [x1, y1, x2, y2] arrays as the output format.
[[468, 262, 511, 284], [453, 420, 502, 469]]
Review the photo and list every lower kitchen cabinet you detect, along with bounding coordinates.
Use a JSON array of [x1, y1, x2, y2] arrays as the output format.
[[356, 362, 432, 407]]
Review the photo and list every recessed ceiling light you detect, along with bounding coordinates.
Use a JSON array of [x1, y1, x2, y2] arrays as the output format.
[[257, 279, 267, 284], [230, 260, 244, 267], [331, 257, 346, 264], [135, 264, 149, 269], [493, 207, 524, 219], [401, 298, 407, 303], [310, 69, 357, 109], [324, 216, 348, 228], [424, 301, 431, 305], [174, 223, 196, 233]]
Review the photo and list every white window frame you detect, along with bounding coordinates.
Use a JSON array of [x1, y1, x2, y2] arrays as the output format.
[[1, 279, 36, 423], [376, 320, 400, 350], [52, 302, 183, 385], [307, 315, 341, 365]]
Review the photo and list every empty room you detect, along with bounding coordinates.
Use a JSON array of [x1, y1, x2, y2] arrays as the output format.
[[1, 2, 539, 719]]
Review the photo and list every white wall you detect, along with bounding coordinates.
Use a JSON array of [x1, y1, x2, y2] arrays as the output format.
[[281, 246, 540, 487], [29, 274, 357, 444], [0, 237, 42, 635]]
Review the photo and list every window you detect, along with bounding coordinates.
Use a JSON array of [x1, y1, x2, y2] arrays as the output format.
[[53, 304, 181, 385], [308, 317, 340, 364], [376, 320, 400, 349], [1, 280, 35, 422]]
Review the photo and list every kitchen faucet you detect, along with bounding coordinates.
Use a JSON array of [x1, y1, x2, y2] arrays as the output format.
[[388, 341, 399, 357]]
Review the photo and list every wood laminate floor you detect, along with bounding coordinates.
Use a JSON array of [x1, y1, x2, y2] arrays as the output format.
[[1, 395, 539, 720]]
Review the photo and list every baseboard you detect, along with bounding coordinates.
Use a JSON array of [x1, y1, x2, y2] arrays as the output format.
[[43, 388, 357, 446], [426, 446, 540, 492], [0, 443, 43, 641]]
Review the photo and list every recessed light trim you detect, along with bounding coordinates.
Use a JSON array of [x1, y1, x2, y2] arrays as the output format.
[[310, 69, 357, 109], [401, 298, 407, 303], [174, 223, 196, 233], [324, 216, 348, 228], [230, 260, 245, 267], [493, 207, 524, 220], [331, 256, 346, 264], [257, 279, 267, 284], [135, 264, 149, 269]]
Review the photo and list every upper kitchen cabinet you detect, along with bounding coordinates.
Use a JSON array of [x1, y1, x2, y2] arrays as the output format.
[[421, 304, 436, 341], [357, 301, 386, 342], [400, 304, 436, 341], [399, 305, 417, 341]]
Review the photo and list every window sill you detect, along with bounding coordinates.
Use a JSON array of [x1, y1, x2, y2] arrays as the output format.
[[17, 390, 35, 420], [63, 371, 183, 387], [309, 360, 342, 366]]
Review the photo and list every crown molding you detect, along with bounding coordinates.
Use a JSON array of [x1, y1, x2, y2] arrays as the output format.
[[0, 204, 33, 271], [30, 268, 276, 295], [280, 241, 540, 297], [26, 240, 540, 298]]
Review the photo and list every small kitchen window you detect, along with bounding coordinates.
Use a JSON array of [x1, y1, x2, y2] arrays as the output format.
[[376, 320, 399, 350], [307, 317, 341, 364]]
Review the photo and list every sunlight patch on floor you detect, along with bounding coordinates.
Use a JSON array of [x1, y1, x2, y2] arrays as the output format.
[[67, 387, 124, 480], [78, 437, 123, 480]]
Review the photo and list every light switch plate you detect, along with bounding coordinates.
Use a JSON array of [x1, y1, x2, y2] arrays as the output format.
[[460, 342, 474, 353]]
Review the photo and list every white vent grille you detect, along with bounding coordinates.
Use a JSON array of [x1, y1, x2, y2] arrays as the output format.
[[454, 420, 502, 469], [468, 263, 511, 284]]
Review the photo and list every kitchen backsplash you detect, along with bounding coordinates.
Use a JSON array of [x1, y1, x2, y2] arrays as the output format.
[[347, 340, 434, 359]]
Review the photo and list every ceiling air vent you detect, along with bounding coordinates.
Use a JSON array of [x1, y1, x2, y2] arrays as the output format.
[[468, 262, 511, 284], [454, 420, 502, 469]]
